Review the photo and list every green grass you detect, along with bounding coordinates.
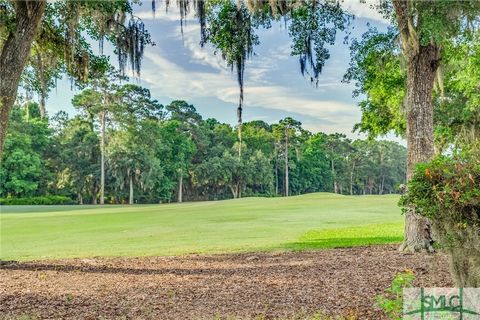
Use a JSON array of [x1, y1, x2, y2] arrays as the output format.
[[0, 193, 404, 261]]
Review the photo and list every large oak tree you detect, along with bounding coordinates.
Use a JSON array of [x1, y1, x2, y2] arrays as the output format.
[[0, 0, 151, 158], [346, 0, 480, 251]]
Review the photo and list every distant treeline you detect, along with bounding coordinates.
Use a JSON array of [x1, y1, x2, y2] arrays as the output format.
[[1, 96, 406, 204]]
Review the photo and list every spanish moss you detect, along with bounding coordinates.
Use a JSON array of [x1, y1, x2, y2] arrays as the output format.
[[195, 0, 207, 45], [204, 0, 259, 157], [178, 0, 190, 36], [116, 18, 150, 77], [288, 0, 350, 87]]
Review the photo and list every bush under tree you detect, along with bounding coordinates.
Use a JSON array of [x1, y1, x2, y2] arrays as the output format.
[[401, 145, 480, 286]]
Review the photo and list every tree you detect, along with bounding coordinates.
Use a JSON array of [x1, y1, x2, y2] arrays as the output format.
[[2, 95, 409, 204], [273, 117, 302, 197], [345, 1, 480, 251], [109, 84, 164, 203], [204, 0, 262, 156], [215, 143, 272, 199], [22, 43, 63, 118], [157, 120, 196, 203], [0, 103, 51, 197], [66, 81, 164, 204], [242, 121, 275, 156], [0, 0, 151, 157], [435, 32, 480, 151], [203, 0, 349, 157], [344, 26, 480, 151], [55, 116, 100, 204], [72, 88, 106, 204], [322, 133, 351, 194], [190, 119, 236, 200], [107, 122, 161, 205], [294, 133, 332, 195], [391, 0, 480, 252], [343, 27, 406, 139], [0, 1, 47, 158]]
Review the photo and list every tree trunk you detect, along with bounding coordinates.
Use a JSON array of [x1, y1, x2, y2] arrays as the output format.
[[100, 110, 106, 205], [275, 159, 278, 195], [392, 0, 439, 253], [229, 185, 238, 199], [129, 175, 134, 205], [36, 53, 47, 118], [331, 160, 337, 193], [350, 162, 355, 195], [0, 1, 46, 158], [178, 173, 183, 203], [380, 174, 385, 195], [237, 80, 243, 158], [399, 44, 439, 253], [39, 92, 46, 118], [284, 131, 289, 197]]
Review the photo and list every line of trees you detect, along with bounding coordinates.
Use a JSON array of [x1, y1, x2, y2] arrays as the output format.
[[1, 86, 406, 204]]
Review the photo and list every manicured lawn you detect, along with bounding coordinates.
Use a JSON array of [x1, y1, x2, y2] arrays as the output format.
[[0, 193, 404, 261]]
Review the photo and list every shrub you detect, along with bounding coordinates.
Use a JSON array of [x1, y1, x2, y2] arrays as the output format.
[[376, 271, 415, 320], [0, 195, 77, 205], [401, 145, 480, 286]]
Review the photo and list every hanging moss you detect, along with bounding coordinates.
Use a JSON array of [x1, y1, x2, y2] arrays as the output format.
[[116, 18, 149, 77], [288, 0, 351, 86], [203, 0, 263, 154]]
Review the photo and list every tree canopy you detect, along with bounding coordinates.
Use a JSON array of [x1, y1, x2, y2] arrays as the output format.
[[1, 95, 407, 204]]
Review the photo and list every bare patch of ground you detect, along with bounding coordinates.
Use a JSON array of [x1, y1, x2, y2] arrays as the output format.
[[0, 245, 452, 319]]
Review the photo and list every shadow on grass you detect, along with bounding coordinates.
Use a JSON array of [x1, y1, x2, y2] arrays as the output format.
[[282, 236, 403, 251]]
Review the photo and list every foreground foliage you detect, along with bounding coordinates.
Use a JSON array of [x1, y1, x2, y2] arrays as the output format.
[[375, 271, 415, 320], [402, 145, 480, 286]]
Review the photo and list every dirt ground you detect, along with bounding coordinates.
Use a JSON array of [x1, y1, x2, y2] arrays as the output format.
[[0, 245, 453, 320]]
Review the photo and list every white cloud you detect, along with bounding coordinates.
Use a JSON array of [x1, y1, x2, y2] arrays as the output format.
[[178, 24, 230, 71], [136, 10, 178, 21], [143, 49, 360, 135], [142, 50, 237, 99], [341, 0, 389, 24], [136, 6, 197, 22], [137, 6, 364, 136]]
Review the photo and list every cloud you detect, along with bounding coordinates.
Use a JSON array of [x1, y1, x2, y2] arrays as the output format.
[[142, 50, 237, 99], [341, 0, 389, 24], [136, 5, 197, 22], [142, 48, 360, 135], [177, 24, 229, 72], [136, 10, 178, 21], [137, 7, 365, 136]]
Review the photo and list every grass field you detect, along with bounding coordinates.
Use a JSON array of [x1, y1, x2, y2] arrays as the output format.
[[0, 193, 404, 261]]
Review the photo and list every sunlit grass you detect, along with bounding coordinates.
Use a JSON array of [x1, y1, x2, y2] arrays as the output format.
[[285, 222, 403, 250], [0, 193, 403, 261]]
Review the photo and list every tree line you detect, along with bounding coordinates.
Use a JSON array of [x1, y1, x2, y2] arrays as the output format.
[[1, 84, 406, 204]]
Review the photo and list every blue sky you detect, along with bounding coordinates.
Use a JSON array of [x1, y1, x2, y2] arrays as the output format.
[[46, 1, 393, 139]]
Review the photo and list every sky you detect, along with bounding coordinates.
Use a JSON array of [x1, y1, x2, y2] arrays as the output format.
[[46, 0, 395, 140]]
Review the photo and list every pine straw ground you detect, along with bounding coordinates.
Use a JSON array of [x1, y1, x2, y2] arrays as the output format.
[[0, 245, 452, 320]]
